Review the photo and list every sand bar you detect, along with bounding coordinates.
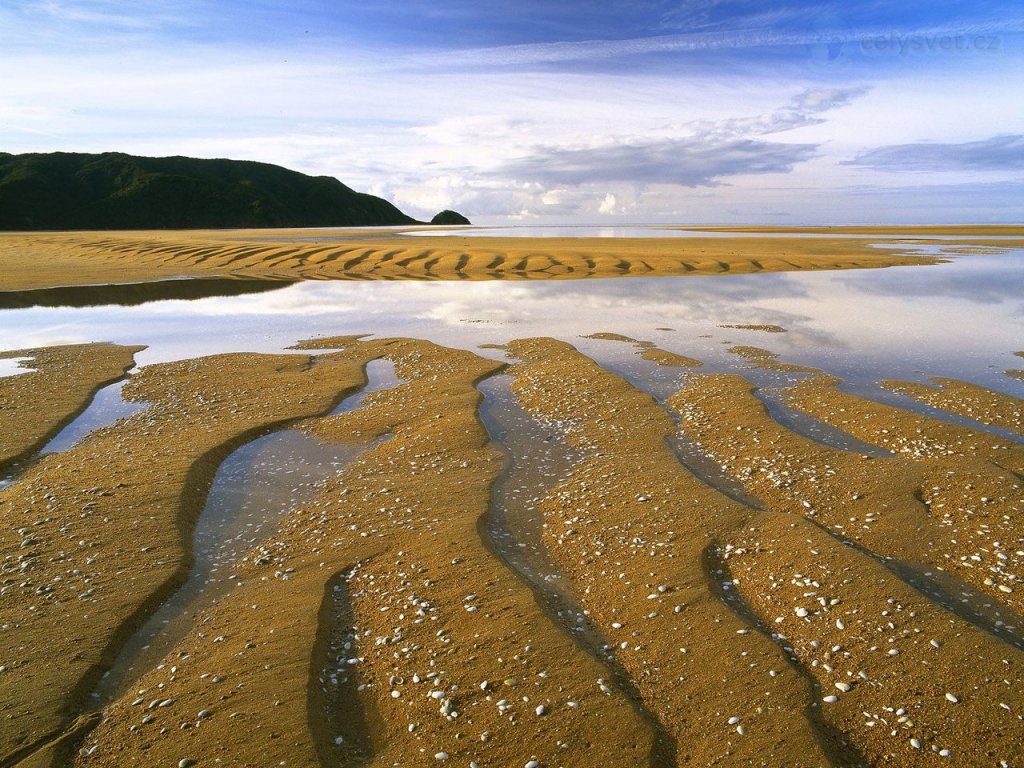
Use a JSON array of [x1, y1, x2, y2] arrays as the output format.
[[0, 228, 976, 291]]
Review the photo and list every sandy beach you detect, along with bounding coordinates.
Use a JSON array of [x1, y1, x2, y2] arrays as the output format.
[[8, 0, 1023, 762], [1, 314, 1021, 766]]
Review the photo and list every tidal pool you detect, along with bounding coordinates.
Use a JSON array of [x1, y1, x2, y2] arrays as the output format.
[[1, 247, 1020, 400]]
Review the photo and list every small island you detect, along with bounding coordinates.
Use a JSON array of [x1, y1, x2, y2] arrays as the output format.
[[430, 209, 472, 225]]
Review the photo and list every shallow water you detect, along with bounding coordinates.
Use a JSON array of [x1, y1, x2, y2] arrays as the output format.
[[40, 379, 148, 455], [90, 359, 401, 704], [4, 239, 1023, 763], [477, 371, 677, 763], [405, 225, 1024, 240], [2, 250, 1020, 400], [0, 357, 33, 377]]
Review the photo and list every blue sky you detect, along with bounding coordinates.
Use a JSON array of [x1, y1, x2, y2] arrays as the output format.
[[1, 1, 1022, 223]]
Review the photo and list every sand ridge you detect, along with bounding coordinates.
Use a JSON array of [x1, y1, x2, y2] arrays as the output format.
[[0, 343, 143, 472], [506, 338, 836, 765], [671, 371, 1024, 631], [2, 336, 1023, 766], [0, 351, 371, 766], [0, 229, 956, 291], [883, 377, 1023, 437], [70, 337, 655, 768]]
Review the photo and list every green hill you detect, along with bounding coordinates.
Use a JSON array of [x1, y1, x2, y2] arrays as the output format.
[[0, 152, 422, 230]]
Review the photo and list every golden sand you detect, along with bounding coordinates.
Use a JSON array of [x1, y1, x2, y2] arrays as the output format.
[[884, 377, 1023, 436], [2, 333, 1023, 766], [0, 228, 961, 291], [0, 351, 370, 765], [0, 343, 142, 472]]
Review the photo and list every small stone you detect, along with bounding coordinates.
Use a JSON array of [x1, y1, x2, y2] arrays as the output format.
[[945, 693, 959, 703], [535, 705, 547, 716], [434, 753, 449, 761], [822, 695, 838, 703], [911, 738, 921, 749], [178, 760, 196, 768], [834, 682, 851, 692], [795, 607, 809, 617]]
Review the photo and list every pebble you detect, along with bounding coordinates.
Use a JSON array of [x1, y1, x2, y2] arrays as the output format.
[[525, 762, 540, 768], [822, 695, 838, 704], [834, 682, 851, 692], [434, 752, 449, 761], [795, 607, 809, 617], [945, 693, 959, 703], [178, 760, 195, 768], [535, 705, 547, 716], [911, 738, 922, 749]]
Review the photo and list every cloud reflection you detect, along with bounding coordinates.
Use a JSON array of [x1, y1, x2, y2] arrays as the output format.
[[0, 254, 1021, 395]]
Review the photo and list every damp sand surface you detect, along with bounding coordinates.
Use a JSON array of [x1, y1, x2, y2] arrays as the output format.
[[1, 236, 1023, 767]]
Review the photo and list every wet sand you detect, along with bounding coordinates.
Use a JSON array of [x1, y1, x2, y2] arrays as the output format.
[[2, 330, 1023, 766], [0, 344, 143, 472], [0, 228, 970, 291]]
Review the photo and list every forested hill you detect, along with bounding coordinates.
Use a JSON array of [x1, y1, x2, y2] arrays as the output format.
[[0, 152, 422, 230]]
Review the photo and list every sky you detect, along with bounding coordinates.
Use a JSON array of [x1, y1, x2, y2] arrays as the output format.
[[1, 1, 1023, 224]]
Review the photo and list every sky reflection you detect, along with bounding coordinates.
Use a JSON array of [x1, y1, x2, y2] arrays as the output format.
[[0, 252, 1021, 394]]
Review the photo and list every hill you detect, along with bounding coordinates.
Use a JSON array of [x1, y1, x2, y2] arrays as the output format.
[[430, 209, 471, 225], [0, 152, 421, 230]]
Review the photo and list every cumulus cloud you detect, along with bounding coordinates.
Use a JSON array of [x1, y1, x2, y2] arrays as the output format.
[[845, 134, 1024, 172]]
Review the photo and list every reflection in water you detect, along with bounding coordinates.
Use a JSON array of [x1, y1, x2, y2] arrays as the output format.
[[477, 372, 678, 763], [0, 277, 295, 309], [406, 226, 1024, 241], [91, 360, 402, 704], [407, 226, 701, 238], [41, 379, 148, 455], [0, 357, 34, 377], [0, 252, 1021, 400], [90, 430, 374, 704]]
